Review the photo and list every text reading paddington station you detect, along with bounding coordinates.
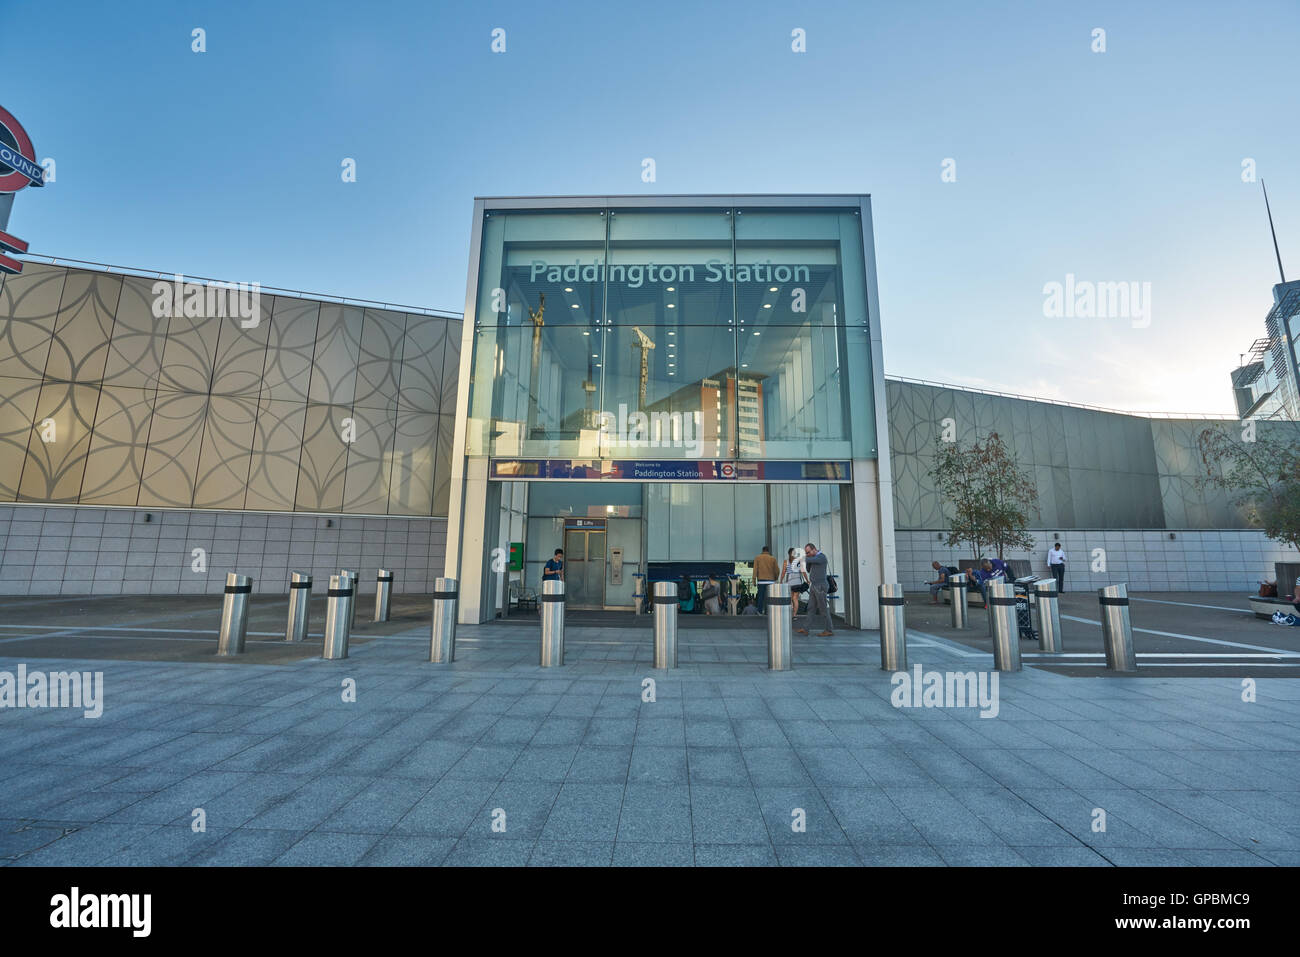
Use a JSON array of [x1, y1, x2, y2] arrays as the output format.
[[528, 260, 813, 289]]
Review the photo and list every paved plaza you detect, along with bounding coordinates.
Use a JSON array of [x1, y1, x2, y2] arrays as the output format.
[[1, 592, 1298, 866]]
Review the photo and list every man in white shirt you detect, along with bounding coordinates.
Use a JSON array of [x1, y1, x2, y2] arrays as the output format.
[[1047, 543, 1066, 594]]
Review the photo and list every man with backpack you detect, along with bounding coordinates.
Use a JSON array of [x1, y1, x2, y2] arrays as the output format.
[[925, 560, 958, 605], [797, 542, 834, 637]]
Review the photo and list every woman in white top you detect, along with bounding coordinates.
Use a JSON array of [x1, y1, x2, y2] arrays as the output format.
[[782, 547, 808, 615]]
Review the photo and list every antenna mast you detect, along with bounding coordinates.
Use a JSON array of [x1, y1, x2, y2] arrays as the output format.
[[1262, 180, 1286, 283]]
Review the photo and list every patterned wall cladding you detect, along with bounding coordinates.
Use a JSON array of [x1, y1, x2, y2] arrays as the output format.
[[0, 262, 65, 380], [886, 380, 1204, 531], [261, 297, 321, 403], [102, 277, 167, 391], [354, 308, 405, 411], [397, 315, 450, 412], [44, 270, 123, 384], [79, 386, 154, 506], [308, 304, 363, 406], [0, 265, 459, 516], [17, 381, 99, 502]]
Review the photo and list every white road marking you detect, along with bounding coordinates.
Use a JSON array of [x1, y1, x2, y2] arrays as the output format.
[[1059, 614, 1295, 655], [1023, 652, 1300, 659], [1128, 597, 1254, 614]]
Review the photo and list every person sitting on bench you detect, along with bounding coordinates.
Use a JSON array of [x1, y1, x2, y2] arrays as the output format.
[[925, 561, 958, 604]]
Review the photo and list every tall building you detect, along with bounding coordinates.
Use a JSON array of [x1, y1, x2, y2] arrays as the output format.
[[1231, 183, 1300, 420]]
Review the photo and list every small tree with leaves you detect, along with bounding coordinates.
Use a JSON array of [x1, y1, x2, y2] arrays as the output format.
[[929, 431, 1039, 560], [1197, 422, 1300, 552]]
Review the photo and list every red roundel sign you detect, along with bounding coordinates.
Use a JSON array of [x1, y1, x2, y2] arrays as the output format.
[[0, 105, 43, 194]]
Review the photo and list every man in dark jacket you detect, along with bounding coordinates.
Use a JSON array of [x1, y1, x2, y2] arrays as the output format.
[[797, 543, 833, 637]]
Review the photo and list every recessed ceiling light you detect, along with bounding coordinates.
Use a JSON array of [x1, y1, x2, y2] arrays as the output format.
[[583, 331, 590, 336], [592, 354, 598, 358], [666, 304, 675, 309], [571, 303, 580, 308], [763, 304, 772, 309], [668, 332, 675, 336], [769, 286, 778, 292], [753, 331, 761, 336], [741, 363, 748, 368], [565, 287, 573, 293], [666, 286, 675, 292]]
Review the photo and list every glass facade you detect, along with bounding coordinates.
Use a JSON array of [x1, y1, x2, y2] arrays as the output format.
[[465, 204, 877, 462]]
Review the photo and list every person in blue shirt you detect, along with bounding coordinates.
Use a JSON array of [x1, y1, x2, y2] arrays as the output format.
[[972, 559, 1006, 604], [542, 549, 564, 584]]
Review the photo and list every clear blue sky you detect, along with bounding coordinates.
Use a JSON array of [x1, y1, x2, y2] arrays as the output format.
[[4, 0, 1298, 414]]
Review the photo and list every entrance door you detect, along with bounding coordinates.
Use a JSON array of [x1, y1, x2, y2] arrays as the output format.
[[564, 529, 606, 609]]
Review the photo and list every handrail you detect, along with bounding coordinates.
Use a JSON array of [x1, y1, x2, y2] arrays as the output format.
[[14, 254, 463, 319]]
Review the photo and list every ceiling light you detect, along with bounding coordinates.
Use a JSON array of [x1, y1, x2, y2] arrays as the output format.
[[769, 286, 778, 292], [753, 331, 760, 336], [668, 332, 675, 336], [571, 303, 580, 308], [565, 287, 573, 293], [583, 331, 590, 336], [666, 304, 675, 309], [666, 286, 675, 292]]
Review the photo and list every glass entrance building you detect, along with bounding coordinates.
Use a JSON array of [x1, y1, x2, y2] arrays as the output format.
[[445, 196, 897, 628]]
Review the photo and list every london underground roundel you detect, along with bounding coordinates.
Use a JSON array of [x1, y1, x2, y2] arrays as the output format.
[[0, 105, 44, 194]]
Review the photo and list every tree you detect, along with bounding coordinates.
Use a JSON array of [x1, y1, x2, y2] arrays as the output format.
[[1197, 423, 1300, 552], [929, 431, 1039, 560]]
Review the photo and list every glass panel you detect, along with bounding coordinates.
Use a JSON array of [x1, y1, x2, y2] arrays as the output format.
[[600, 324, 734, 459]]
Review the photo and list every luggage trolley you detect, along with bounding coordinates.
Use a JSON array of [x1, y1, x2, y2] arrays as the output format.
[[1011, 576, 1038, 641]]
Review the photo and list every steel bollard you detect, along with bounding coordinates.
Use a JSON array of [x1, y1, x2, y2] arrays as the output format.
[[323, 574, 352, 660], [1099, 583, 1137, 672], [539, 579, 565, 667], [217, 572, 253, 656], [340, 568, 358, 629], [285, 571, 311, 642], [878, 583, 907, 671], [429, 576, 457, 663], [374, 569, 393, 622], [652, 580, 679, 669], [949, 573, 968, 629], [767, 582, 793, 671], [987, 581, 1022, 671], [1034, 578, 1063, 653]]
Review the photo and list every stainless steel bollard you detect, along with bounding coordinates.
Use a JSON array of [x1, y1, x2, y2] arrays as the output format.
[[1034, 578, 1063, 653], [652, 581, 679, 669], [767, 582, 793, 671], [374, 569, 393, 622], [878, 583, 907, 671], [949, 573, 968, 629], [285, 571, 311, 642], [322, 574, 352, 660], [539, 579, 565, 667], [340, 568, 358, 629], [1099, 583, 1137, 672], [429, 576, 457, 663], [987, 581, 1022, 672], [217, 572, 253, 656]]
